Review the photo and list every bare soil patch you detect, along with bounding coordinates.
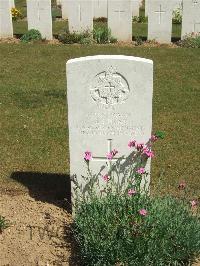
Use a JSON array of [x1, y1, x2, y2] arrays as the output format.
[[0, 189, 77, 266]]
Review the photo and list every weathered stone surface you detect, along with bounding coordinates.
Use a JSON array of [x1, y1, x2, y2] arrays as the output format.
[[148, 0, 173, 43], [108, 0, 132, 41], [0, 0, 13, 38], [67, 0, 93, 33], [67, 55, 153, 203], [27, 0, 53, 40], [132, 0, 140, 17], [182, 0, 200, 39], [93, 0, 107, 18]]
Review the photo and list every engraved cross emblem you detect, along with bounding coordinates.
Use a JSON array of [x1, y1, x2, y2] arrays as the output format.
[[90, 66, 130, 106], [37, 0, 45, 21], [92, 139, 121, 171], [154, 4, 166, 25], [114, 8, 125, 21], [98, 82, 120, 104]]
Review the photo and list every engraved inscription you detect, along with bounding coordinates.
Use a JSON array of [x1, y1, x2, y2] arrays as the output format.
[[90, 66, 130, 106], [76, 112, 144, 137]]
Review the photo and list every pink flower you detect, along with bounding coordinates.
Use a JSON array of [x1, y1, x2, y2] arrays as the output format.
[[139, 209, 148, 216], [190, 200, 197, 208], [143, 147, 154, 158], [102, 174, 110, 182], [136, 143, 144, 151], [84, 151, 92, 161], [137, 167, 145, 174], [128, 188, 136, 196], [106, 149, 118, 160], [150, 135, 158, 142], [128, 140, 136, 148], [178, 181, 186, 190]]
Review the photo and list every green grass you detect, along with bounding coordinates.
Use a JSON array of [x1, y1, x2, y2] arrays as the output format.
[[0, 44, 199, 198], [13, 19, 182, 39]]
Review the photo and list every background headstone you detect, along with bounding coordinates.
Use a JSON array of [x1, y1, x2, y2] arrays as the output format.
[[67, 55, 153, 202], [61, 0, 69, 19], [182, 0, 200, 39], [10, 0, 15, 8], [108, 0, 132, 41], [68, 0, 93, 33], [172, 0, 182, 10], [132, 0, 140, 17], [27, 0, 52, 40], [93, 0, 107, 18], [148, 0, 173, 43], [0, 0, 13, 38], [145, 0, 149, 16]]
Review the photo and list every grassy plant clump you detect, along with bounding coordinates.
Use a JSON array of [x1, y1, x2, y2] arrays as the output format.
[[0, 216, 9, 233], [178, 33, 200, 48], [74, 194, 200, 266], [94, 17, 107, 23], [133, 15, 148, 23], [172, 8, 182, 24], [58, 30, 93, 44], [93, 24, 117, 44], [20, 29, 42, 43], [73, 133, 200, 265]]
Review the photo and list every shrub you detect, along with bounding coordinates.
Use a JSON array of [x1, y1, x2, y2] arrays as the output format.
[[11, 7, 23, 21], [172, 8, 182, 24], [20, 29, 42, 43], [74, 194, 200, 266], [72, 132, 200, 265], [94, 17, 107, 23], [0, 216, 9, 233], [134, 36, 143, 46], [133, 15, 148, 23], [93, 24, 117, 44], [178, 33, 200, 48], [58, 30, 93, 44]]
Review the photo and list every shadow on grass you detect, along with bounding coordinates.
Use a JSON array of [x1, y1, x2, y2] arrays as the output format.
[[10, 171, 72, 212]]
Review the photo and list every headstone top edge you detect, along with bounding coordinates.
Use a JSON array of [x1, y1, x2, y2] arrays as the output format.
[[67, 55, 153, 65]]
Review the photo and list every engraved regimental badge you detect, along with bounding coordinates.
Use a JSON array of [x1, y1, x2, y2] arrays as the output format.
[[90, 66, 130, 106]]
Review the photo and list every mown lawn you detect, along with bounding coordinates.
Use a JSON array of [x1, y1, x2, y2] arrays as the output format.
[[0, 44, 199, 198]]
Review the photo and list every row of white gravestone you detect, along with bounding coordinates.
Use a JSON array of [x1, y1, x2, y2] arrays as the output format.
[[62, 0, 141, 20], [67, 55, 153, 203], [0, 0, 200, 42], [148, 0, 200, 43]]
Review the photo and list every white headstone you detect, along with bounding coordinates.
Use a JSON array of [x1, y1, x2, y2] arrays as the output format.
[[0, 0, 13, 38], [27, 0, 53, 40], [182, 0, 200, 39], [68, 0, 93, 33], [94, 0, 107, 18], [132, 0, 140, 17], [148, 0, 173, 43], [67, 55, 153, 203], [61, 0, 68, 19], [10, 0, 15, 8], [108, 0, 132, 41], [145, 0, 149, 16], [172, 0, 182, 10]]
